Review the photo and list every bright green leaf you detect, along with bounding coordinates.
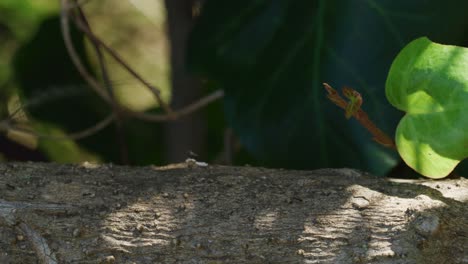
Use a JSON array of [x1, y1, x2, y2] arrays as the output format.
[[386, 37, 468, 178]]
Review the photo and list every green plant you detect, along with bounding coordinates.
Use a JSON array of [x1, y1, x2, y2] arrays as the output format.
[[386, 37, 468, 178], [326, 37, 467, 179], [188, 1, 468, 176], [5, 1, 468, 175]]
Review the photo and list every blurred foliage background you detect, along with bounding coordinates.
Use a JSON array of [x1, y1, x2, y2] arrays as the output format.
[[0, 0, 466, 177]]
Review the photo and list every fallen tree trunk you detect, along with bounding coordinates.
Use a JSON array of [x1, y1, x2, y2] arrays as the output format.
[[0, 162, 466, 263]]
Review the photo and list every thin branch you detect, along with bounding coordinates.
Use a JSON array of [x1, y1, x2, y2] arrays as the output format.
[[133, 89, 224, 122], [63, 0, 92, 10], [60, 0, 112, 104], [73, 2, 129, 164], [74, 3, 115, 100], [59, 0, 224, 125], [323, 83, 395, 149], [70, 12, 174, 115], [172, 89, 224, 118], [0, 0, 227, 156], [2, 89, 224, 144], [7, 84, 90, 122], [0, 114, 115, 141]]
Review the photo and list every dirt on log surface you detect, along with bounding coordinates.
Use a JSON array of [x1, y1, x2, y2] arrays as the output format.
[[0, 162, 467, 264]]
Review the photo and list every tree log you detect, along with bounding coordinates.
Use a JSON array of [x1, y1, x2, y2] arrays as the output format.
[[0, 162, 466, 263]]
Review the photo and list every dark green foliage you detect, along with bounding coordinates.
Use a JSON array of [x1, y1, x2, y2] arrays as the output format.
[[12, 16, 167, 164], [188, 0, 468, 175], [12, 16, 114, 161], [13, 16, 107, 132]]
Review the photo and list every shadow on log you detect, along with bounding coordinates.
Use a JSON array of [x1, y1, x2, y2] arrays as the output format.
[[0, 162, 467, 263]]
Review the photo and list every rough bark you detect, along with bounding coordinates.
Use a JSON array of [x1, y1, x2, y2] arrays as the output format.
[[0, 162, 466, 264]]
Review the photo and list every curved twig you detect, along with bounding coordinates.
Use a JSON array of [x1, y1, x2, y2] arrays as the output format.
[[73, 2, 129, 163], [70, 12, 174, 115], [60, 0, 112, 104], [132, 89, 224, 122], [1, 114, 115, 141], [59, 0, 224, 124]]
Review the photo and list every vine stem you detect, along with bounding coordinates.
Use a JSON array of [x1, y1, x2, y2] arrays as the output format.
[[323, 83, 395, 149]]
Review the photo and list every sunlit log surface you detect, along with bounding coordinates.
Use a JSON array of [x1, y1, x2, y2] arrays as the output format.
[[0, 162, 466, 263]]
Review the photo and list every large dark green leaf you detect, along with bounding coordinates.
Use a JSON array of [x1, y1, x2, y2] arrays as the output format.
[[188, 0, 468, 175]]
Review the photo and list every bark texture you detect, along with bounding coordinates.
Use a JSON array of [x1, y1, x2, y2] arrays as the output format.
[[0, 162, 467, 264]]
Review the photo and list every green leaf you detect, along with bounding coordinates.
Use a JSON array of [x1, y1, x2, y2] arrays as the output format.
[[189, 0, 468, 175], [386, 37, 468, 178]]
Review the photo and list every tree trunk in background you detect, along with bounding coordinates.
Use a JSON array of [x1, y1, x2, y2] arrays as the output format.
[[164, 0, 205, 163]]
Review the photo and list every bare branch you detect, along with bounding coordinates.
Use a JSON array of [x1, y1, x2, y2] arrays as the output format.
[[58, 0, 224, 130], [60, 0, 112, 104], [1, 114, 115, 141], [133, 89, 224, 122], [69, 12, 174, 115], [63, 0, 92, 10], [73, 2, 129, 163], [1, 0, 228, 160]]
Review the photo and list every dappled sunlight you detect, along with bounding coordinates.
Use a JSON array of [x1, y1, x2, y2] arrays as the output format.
[[0, 162, 465, 262], [102, 196, 183, 248], [254, 210, 279, 230], [296, 184, 450, 262]]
